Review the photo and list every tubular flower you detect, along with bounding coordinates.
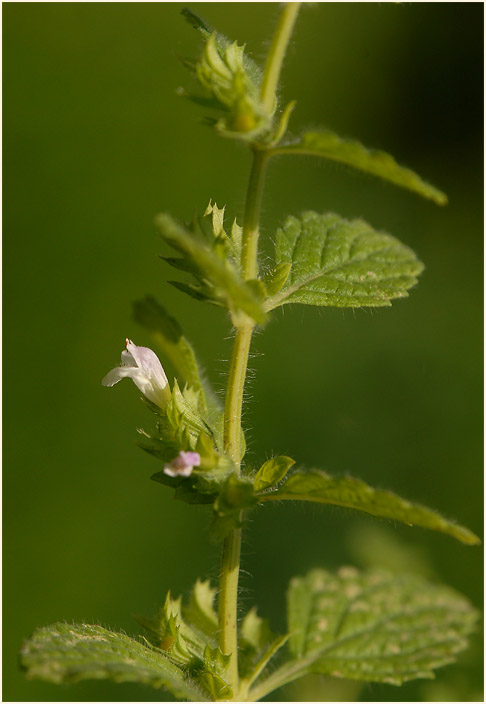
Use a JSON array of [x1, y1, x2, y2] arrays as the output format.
[[164, 451, 201, 478], [102, 339, 171, 408]]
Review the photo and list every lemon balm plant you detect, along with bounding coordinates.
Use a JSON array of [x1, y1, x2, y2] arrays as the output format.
[[21, 5, 480, 702]]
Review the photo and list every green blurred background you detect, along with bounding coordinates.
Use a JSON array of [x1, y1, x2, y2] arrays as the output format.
[[4, 3, 483, 701]]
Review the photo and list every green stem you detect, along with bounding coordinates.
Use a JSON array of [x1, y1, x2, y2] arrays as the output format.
[[217, 526, 242, 691], [223, 323, 254, 468], [260, 2, 301, 115], [218, 5, 301, 698], [241, 149, 268, 281]]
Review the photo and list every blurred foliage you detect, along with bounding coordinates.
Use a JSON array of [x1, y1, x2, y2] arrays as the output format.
[[4, 2, 482, 702]]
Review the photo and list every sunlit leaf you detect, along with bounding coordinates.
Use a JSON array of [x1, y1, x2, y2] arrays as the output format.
[[183, 579, 219, 639], [254, 455, 295, 492], [20, 623, 208, 701], [265, 211, 424, 311]]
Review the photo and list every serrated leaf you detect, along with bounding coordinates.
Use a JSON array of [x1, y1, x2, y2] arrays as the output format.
[[133, 296, 218, 416], [287, 567, 478, 684], [265, 211, 424, 311], [254, 456, 295, 492], [200, 672, 232, 700], [171, 379, 211, 439], [20, 623, 208, 701], [249, 568, 478, 699], [155, 213, 266, 323], [183, 580, 219, 639], [239, 608, 289, 689], [241, 608, 273, 651], [273, 130, 447, 205], [204, 200, 226, 239], [261, 469, 480, 546]]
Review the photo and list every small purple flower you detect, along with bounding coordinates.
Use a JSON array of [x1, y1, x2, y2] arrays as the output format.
[[164, 451, 201, 478], [102, 339, 171, 409]]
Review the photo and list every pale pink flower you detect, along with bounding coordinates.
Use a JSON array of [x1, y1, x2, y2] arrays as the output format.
[[102, 339, 170, 408], [164, 451, 201, 478]]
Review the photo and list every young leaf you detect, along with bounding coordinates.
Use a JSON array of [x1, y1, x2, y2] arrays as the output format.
[[183, 579, 219, 640], [287, 567, 478, 684], [181, 10, 270, 140], [20, 623, 208, 701], [200, 644, 232, 700], [249, 568, 478, 699], [133, 296, 218, 416], [241, 607, 273, 651], [211, 472, 258, 540], [155, 213, 266, 323], [260, 469, 480, 546], [239, 607, 289, 690], [254, 455, 295, 492], [265, 211, 424, 311], [272, 130, 447, 205]]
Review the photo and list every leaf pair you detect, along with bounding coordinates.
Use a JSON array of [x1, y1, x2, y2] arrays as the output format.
[[20, 568, 478, 700], [157, 206, 426, 318], [197, 454, 480, 546]]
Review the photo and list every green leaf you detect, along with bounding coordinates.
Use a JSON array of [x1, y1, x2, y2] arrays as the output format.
[[272, 130, 447, 205], [239, 607, 289, 689], [203, 199, 244, 267], [138, 377, 222, 475], [254, 455, 295, 492], [137, 591, 208, 667], [200, 644, 232, 700], [261, 469, 480, 546], [265, 211, 424, 311], [20, 623, 208, 701], [133, 296, 219, 416], [181, 8, 212, 38], [214, 473, 258, 515], [155, 212, 266, 323], [183, 579, 219, 640], [286, 567, 478, 684], [241, 608, 274, 652]]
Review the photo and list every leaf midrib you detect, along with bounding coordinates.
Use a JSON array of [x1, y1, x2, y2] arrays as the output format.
[[265, 240, 415, 310]]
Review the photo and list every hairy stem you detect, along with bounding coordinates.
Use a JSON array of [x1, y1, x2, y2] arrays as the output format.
[[260, 2, 301, 115], [223, 322, 254, 467], [241, 149, 269, 282], [218, 4, 301, 698]]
